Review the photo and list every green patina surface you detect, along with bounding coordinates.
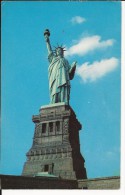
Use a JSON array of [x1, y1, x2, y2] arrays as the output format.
[[44, 29, 76, 105], [34, 172, 59, 178]]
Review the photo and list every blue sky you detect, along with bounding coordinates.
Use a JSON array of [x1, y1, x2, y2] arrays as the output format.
[[1, 1, 121, 178]]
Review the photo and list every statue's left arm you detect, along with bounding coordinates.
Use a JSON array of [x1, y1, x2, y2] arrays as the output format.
[[69, 61, 77, 80]]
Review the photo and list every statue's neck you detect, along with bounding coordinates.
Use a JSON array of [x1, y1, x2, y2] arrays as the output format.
[[57, 55, 64, 59]]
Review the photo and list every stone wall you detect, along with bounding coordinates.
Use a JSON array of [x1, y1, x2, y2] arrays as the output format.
[[0, 175, 120, 190], [0, 175, 77, 189], [0, 175, 120, 189], [78, 176, 120, 189]]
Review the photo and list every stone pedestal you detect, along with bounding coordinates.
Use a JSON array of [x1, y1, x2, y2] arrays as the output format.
[[22, 103, 87, 180]]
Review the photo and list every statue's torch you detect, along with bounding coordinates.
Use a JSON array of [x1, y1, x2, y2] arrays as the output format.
[[44, 29, 50, 41]]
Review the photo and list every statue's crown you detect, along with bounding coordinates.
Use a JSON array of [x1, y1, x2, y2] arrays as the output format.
[[53, 44, 66, 52]]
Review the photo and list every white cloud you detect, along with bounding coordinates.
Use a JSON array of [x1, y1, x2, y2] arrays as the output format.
[[65, 35, 114, 57], [105, 147, 120, 160], [71, 16, 86, 24], [76, 57, 119, 82]]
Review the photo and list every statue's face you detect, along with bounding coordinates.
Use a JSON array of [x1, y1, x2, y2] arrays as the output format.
[[56, 48, 64, 57]]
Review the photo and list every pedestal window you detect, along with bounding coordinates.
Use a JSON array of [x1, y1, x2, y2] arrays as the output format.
[[42, 123, 46, 133], [49, 122, 53, 132], [56, 121, 60, 132]]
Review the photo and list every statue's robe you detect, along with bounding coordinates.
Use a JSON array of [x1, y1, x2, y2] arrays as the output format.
[[48, 52, 75, 104]]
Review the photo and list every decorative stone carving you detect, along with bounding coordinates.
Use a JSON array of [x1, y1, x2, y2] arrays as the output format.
[[63, 118, 69, 134]]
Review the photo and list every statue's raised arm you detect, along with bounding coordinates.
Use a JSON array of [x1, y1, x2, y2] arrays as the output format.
[[44, 29, 52, 55]]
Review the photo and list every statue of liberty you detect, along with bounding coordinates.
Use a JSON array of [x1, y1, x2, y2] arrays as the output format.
[[44, 29, 76, 105]]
